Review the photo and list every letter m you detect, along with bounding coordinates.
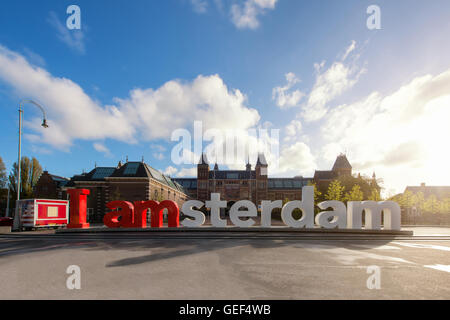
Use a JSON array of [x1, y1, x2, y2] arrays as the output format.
[[347, 201, 401, 230]]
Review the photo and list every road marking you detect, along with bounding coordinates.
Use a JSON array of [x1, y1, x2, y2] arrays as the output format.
[[392, 242, 450, 252], [424, 265, 450, 273], [351, 244, 401, 250], [299, 244, 414, 265]]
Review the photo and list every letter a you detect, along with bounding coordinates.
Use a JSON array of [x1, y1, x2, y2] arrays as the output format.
[[367, 5, 381, 30], [67, 5, 81, 30]]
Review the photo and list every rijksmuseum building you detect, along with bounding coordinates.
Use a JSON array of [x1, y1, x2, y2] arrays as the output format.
[[34, 153, 353, 222]]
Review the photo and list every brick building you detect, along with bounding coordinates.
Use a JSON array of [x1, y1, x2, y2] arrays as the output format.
[[313, 154, 353, 190], [34, 153, 356, 220], [35, 161, 189, 222], [174, 153, 312, 209], [174, 153, 355, 210], [33, 171, 69, 200]]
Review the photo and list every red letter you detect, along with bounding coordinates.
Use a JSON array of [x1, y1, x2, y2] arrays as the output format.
[[67, 189, 90, 229], [133, 201, 151, 228], [132, 200, 180, 228], [161, 200, 180, 228], [104, 201, 134, 228]]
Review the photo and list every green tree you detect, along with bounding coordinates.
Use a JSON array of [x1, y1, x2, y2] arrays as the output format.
[[325, 180, 345, 201], [0, 157, 7, 189], [423, 194, 440, 213], [368, 188, 382, 201], [343, 184, 364, 202], [307, 181, 322, 203], [8, 156, 42, 200], [401, 190, 414, 209], [412, 192, 425, 211]]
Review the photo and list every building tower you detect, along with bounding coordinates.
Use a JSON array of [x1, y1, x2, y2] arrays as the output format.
[[332, 153, 352, 176], [246, 156, 251, 171], [255, 153, 268, 205], [197, 153, 210, 201]]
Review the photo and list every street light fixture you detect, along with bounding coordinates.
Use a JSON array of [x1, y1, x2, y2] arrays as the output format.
[[16, 99, 49, 204]]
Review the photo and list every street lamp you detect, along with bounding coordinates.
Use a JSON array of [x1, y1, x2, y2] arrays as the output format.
[[16, 99, 49, 204]]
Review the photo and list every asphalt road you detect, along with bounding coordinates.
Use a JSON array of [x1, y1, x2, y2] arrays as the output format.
[[0, 227, 449, 299]]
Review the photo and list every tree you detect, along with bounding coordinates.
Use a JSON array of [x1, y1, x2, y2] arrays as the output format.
[[0, 157, 7, 188], [325, 180, 345, 201], [336, 174, 381, 200], [8, 156, 42, 200], [412, 192, 425, 211], [0, 158, 6, 189], [343, 184, 364, 202], [423, 195, 440, 213], [368, 188, 382, 201], [307, 181, 322, 204]]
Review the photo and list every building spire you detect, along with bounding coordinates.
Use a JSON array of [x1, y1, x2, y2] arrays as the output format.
[[246, 154, 251, 171]]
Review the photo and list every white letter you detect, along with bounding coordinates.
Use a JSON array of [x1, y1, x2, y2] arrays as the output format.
[[261, 200, 282, 227], [366, 265, 381, 289], [193, 120, 203, 163], [316, 200, 347, 229], [366, 5, 381, 30], [281, 186, 314, 228], [229, 200, 257, 228], [377, 201, 401, 230], [66, 5, 81, 30], [171, 128, 192, 165], [347, 201, 401, 230], [181, 200, 205, 227], [206, 193, 227, 227], [66, 265, 81, 290]]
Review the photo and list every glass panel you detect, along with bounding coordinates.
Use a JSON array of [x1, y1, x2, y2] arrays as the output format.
[[123, 163, 140, 175]]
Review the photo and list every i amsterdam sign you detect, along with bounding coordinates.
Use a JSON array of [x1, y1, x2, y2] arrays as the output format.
[[66, 186, 402, 231]]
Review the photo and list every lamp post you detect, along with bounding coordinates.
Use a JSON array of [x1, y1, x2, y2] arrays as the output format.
[[16, 99, 49, 204]]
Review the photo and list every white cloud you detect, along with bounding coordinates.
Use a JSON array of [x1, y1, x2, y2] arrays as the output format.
[[0, 45, 260, 152], [283, 119, 302, 143], [301, 41, 365, 122], [151, 144, 166, 152], [153, 152, 165, 160], [47, 12, 86, 54], [272, 72, 305, 109], [190, 0, 208, 14], [163, 166, 196, 178], [342, 40, 356, 61], [93, 142, 112, 157], [163, 166, 178, 176], [273, 142, 316, 177], [177, 167, 197, 177], [231, 0, 278, 30], [318, 69, 450, 193]]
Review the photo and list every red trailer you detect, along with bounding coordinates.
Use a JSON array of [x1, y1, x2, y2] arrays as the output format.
[[14, 199, 69, 230]]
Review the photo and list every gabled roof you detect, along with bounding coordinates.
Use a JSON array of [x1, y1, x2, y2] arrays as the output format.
[[332, 154, 352, 171], [173, 178, 197, 189], [68, 162, 187, 194], [110, 162, 149, 178], [71, 167, 116, 181], [314, 170, 337, 180], [256, 153, 267, 166], [404, 185, 450, 200]]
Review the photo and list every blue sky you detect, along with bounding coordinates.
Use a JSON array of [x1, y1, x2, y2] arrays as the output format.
[[1, 0, 450, 195]]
